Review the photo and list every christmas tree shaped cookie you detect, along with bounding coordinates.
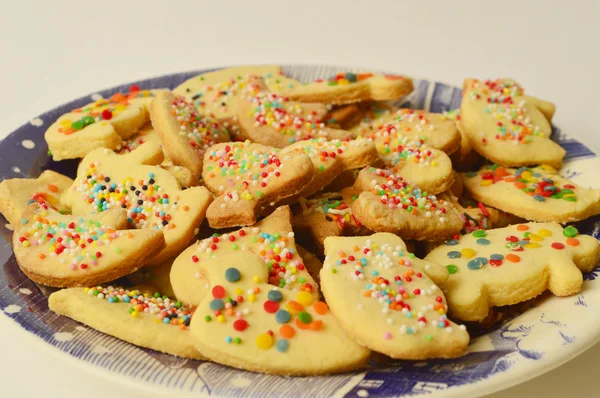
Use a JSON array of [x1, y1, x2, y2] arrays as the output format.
[[170, 206, 318, 307], [189, 252, 371, 375], [462, 164, 600, 223], [321, 233, 469, 359], [460, 78, 565, 168], [13, 204, 165, 287], [61, 142, 213, 265], [425, 223, 600, 321]]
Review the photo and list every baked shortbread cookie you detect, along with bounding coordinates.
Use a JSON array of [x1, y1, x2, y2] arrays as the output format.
[[324, 103, 362, 129], [424, 223, 600, 321], [45, 87, 160, 161], [280, 72, 414, 104], [49, 286, 205, 359], [321, 233, 469, 359], [61, 142, 213, 265], [348, 102, 395, 136], [279, 137, 378, 201], [442, 109, 482, 171], [171, 206, 319, 306], [126, 259, 176, 298], [366, 109, 461, 156], [292, 187, 371, 250], [462, 164, 600, 223], [0, 170, 73, 226], [352, 167, 463, 241], [150, 91, 230, 177], [202, 141, 314, 228], [189, 252, 371, 375], [237, 78, 354, 148], [296, 245, 323, 283], [460, 78, 566, 168], [13, 204, 165, 287]]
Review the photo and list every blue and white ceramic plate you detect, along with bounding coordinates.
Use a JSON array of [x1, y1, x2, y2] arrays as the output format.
[[1, 65, 599, 398]]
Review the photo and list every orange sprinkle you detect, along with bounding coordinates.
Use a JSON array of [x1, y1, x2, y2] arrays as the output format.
[[504, 177, 516, 182], [127, 232, 134, 238], [363, 291, 371, 297], [296, 318, 310, 330], [111, 92, 127, 102], [517, 225, 529, 231], [506, 254, 521, 263], [495, 167, 509, 177], [288, 300, 304, 312], [279, 324, 295, 338], [253, 287, 260, 293], [353, 246, 360, 252], [566, 238, 580, 246], [309, 320, 323, 331], [183, 205, 189, 211], [47, 184, 59, 193], [39, 254, 46, 259], [514, 181, 527, 189]]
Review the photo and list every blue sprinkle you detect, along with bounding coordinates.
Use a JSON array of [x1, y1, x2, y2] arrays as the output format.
[[209, 299, 224, 311], [268, 290, 283, 302], [447, 251, 461, 259], [275, 339, 289, 352], [445, 239, 459, 246], [275, 309, 291, 324], [467, 257, 488, 270], [465, 172, 477, 178], [225, 267, 241, 283], [225, 336, 232, 344], [476, 238, 491, 245], [163, 318, 171, 324], [371, 270, 379, 276], [438, 321, 446, 328], [148, 172, 155, 178], [123, 296, 130, 303], [533, 194, 546, 202], [490, 254, 504, 260]]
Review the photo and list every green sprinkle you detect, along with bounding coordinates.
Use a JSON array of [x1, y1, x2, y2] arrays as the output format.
[[446, 265, 458, 274], [563, 226, 578, 238], [204, 315, 211, 322]]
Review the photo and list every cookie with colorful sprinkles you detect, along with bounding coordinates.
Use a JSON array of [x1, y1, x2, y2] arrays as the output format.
[[321, 233, 469, 359], [171, 206, 318, 307], [424, 223, 600, 321], [462, 164, 600, 223], [351, 167, 463, 241], [460, 78, 566, 168], [45, 86, 161, 161], [280, 72, 414, 105], [236, 77, 355, 148], [150, 91, 231, 177], [49, 285, 205, 359], [13, 204, 166, 287], [202, 141, 314, 228], [0, 170, 73, 226], [189, 252, 370, 375], [61, 141, 213, 265]]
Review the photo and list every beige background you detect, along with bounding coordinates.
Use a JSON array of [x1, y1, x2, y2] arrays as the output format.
[[1, 0, 599, 396]]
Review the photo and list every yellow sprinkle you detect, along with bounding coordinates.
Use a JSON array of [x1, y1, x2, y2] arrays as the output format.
[[217, 315, 225, 323], [41, 211, 48, 217], [22, 241, 30, 247], [432, 161, 438, 167], [84, 288, 89, 293], [60, 119, 72, 127], [131, 311, 138, 318], [537, 229, 552, 237], [297, 291, 313, 306], [248, 294, 256, 302], [256, 333, 274, 349], [235, 288, 243, 295], [480, 180, 493, 186], [461, 248, 475, 259], [525, 243, 541, 249], [154, 318, 160, 323], [438, 308, 446, 315], [253, 276, 261, 283], [529, 234, 543, 242], [520, 171, 533, 181]]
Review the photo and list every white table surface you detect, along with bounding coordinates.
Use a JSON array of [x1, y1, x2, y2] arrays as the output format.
[[1, 1, 599, 396]]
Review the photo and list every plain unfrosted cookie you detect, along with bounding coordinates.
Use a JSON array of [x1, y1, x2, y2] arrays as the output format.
[[321, 233, 469, 359], [424, 223, 600, 321], [171, 206, 319, 306], [292, 187, 370, 251], [280, 72, 414, 104], [237, 78, 354, 148], [189, 252, 370, 375], [61, 142, 213, 265], [462, 164, 600, 223], [460, 78, 566, 168], [0, 170, 73, 226], [352, 167, 463, 241], [13, 204, 165, 287], [49, 286, 205, 359], [150, 91, 231, 177], [202, 141, 314, 228], [45, 88, 160, 160]]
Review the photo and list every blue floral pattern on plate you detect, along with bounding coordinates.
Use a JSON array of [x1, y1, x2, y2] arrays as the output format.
[[1, 65, 599, 397]]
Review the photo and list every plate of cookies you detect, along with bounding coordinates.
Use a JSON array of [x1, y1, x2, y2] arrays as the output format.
[[1, 65, 600, 398]]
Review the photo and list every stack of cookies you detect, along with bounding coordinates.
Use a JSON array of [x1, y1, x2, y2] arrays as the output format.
[[2, 66, 599, 376]]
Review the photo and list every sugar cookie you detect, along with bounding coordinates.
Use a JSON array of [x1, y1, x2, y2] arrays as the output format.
[[150, 91, 231, 177], [462, 164, 600, 223], [424, 223, 600, 321], [189, 252, 370, 375], [202, 141, 314, 228], [321, 233, 469, 359], [442, 109, 482, 171], [170, 206, 318, 306], [126, 259, 175, 298], [348, 101, 395, 136], [237, 78, 354, 148], [0, 170, 73, 226], [61, 142, 213, 265], [352, 167, 463, 241], [45, 87, 160, 160], [324, 103, 362, 128], [13, 204, 165, 287], [49, 286, 205, 359], [460, 78, 565, 168], [296, 245, 323, 283]]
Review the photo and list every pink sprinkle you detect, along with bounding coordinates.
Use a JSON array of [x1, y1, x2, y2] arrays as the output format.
[[70, 264, 77, 270], [91, 260, 98, 266], [405, 260, 412, 266], [111, 233, 118, 239], [384, 332, 392, 340]]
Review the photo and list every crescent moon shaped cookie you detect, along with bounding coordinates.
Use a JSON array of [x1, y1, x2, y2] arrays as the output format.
[[150, 91, 231, 177], [13, 204, 166, 287], [45, 87, 160, 161], [189, 252, 371, 375], [0, 170, 73, 226], [49, 286, 205, 359], [202, 141, 314, 228], [237, 77, 354, 148], [61, 142, 213, 265], [281, 72, 414, 105], [462, 164, 600, 223], [321, 233, 469, 359], [424, 223, 600, 321], [460, 78, 566, 168], [351, 167, 463, 241], [170, 206, 318, 307]]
